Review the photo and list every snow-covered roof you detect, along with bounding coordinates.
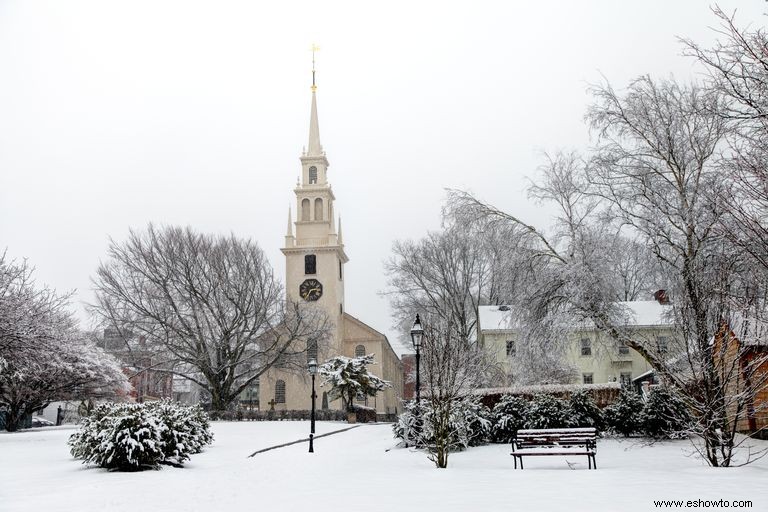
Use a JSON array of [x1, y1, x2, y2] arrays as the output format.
[[614, 301, 674, 327], [478, 300, 674, 333], [729, 313, 768, 347]]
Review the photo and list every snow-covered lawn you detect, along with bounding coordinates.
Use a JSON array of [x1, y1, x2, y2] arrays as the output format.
[[2, 421, 767, 512]]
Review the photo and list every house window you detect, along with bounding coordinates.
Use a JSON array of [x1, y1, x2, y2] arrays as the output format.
[[620, 372, 632, 387], [355, 344, 366, 357], [314, 198, 323, 221], [304, 254, 316, 275], [275, 380, 286, 404], [307, 339, 318, 363], [309, 166, 318, 184], [301, 198, 310, 221], [657, 336, 669, 354], [583, 373, 594, 385], [580, 338, 592, 356], [618, 341, 630, 356], [506, 340, 516, 356]]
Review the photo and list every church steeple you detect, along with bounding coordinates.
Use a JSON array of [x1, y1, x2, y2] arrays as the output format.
[[307, 89, 322, 157]]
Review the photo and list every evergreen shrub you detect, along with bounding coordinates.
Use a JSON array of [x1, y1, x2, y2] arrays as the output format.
[[603, 388, 644, 437], [642, 387, 692, 439], [68, 400, 213, 471]]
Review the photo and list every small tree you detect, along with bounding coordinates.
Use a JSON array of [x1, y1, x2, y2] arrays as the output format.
[[491, 395, 529, 443], [567, 390, 604, 430], [603, 389, 644, 437], [318, 354, 390, 420], [642, 387, 692, 439]]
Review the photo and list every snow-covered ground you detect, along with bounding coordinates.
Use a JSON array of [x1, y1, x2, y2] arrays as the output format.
[[2, 421, 767, 511]]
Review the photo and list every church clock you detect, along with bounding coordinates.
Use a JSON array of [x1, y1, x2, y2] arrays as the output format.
[[299, 278, 323, 301]]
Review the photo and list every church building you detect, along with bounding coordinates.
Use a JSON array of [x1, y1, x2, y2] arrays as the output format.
[[258, 67, 403, 419]]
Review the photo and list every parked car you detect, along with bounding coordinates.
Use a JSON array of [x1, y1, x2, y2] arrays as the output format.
[[31, 417, 54, 428]]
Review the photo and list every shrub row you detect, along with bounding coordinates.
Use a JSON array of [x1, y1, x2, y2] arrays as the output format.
[[69, 400, 214, 471], [394, 387, 691, 449]]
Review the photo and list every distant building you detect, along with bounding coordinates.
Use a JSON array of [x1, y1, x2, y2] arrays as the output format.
[[99, 328, 173, 402], [478, 293, 678, 386], [713, 317, 768, 436]]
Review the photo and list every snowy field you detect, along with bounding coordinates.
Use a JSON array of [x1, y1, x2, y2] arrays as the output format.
[[2, 421, 767, 512]]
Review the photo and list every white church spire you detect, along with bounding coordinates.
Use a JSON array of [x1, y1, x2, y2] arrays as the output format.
[[307, 44, 323, 157]]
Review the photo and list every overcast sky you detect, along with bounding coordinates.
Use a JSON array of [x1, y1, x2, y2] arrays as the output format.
[[1, 0, 765, 355]]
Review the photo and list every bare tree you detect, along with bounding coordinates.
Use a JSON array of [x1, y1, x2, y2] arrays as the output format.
[[682, 7, 768, 272], [418, 315, 497, 468], [383, 227, 498, 345], [1, 253, 128, 431], [91, 225, 329, 411]]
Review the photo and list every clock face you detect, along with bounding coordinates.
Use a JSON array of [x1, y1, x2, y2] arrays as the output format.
[[299, 278, 323, 301]]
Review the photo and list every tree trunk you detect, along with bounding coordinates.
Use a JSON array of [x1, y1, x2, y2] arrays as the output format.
[[4, 403, 25, 432]]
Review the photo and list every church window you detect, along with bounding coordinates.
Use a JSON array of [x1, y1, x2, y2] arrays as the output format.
[[275, 380, 286, 404], [307, 338, 318, 363], [309, 166, 318, 184], [355, 344, 366, 357], [301, 199, 310, 221], [305, 254, 316, 275], [314, 198, 323, 221]]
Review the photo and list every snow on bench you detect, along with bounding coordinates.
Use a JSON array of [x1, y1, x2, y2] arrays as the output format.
[[511, 427, 598, 470]]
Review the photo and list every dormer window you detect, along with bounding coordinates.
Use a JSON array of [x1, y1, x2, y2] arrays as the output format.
[[309, 166, 318, 184]]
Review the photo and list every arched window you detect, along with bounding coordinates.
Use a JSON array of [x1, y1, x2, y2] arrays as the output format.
[[301, 199, 310, 221], [314, 198, 323, 221], [275, 380, 286, 404], [307, 338, 318, 363], [355, 344, 366, 357], [309, 166, 318, 184], [304, 254, 316, 275]]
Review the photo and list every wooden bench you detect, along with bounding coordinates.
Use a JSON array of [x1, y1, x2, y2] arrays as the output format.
[[511, 428, 598, 470]]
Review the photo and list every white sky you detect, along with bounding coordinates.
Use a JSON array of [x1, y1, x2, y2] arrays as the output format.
[[1, 1, 764, 355]]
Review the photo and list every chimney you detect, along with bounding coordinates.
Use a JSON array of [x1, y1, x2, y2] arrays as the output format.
[[654, 289, 669, 305]]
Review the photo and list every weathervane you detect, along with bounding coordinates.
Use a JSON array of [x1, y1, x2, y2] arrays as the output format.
[[311, 43, 320, 91]]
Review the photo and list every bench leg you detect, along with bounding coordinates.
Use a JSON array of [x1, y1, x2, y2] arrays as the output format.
[[520, 458, 524, 470], [513, 456, 517, 469], [588, 456, 592, 470], [592, 455, 597, 470]]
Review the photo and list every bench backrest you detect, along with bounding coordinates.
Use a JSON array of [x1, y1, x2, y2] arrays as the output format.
[[514, 428, 597, 447]]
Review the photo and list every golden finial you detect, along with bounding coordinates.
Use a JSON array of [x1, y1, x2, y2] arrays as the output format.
[[310, 43, 320, 91]]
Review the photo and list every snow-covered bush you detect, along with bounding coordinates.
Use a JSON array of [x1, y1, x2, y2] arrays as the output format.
[[69, 400, 213, 471], [490, 395, 529, 443], [566, 390, 604, 430], [393, 397, 491, 450], [392, 400, 423, 447], [603, 389, 644, 437], [145, 400, 214, 457], [459, 397, 492, 447], [642, 387, 692, 439], [318, 354, 391, 417], [525, 394, 569, 429]]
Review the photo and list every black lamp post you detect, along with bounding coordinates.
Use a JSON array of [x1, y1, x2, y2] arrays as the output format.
[[410, 314, 424, 404], [308, 358, 318, 453]]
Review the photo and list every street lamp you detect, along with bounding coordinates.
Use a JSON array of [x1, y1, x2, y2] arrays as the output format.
[[308, 358, 318, 453], [410, 314, 424, 404]]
